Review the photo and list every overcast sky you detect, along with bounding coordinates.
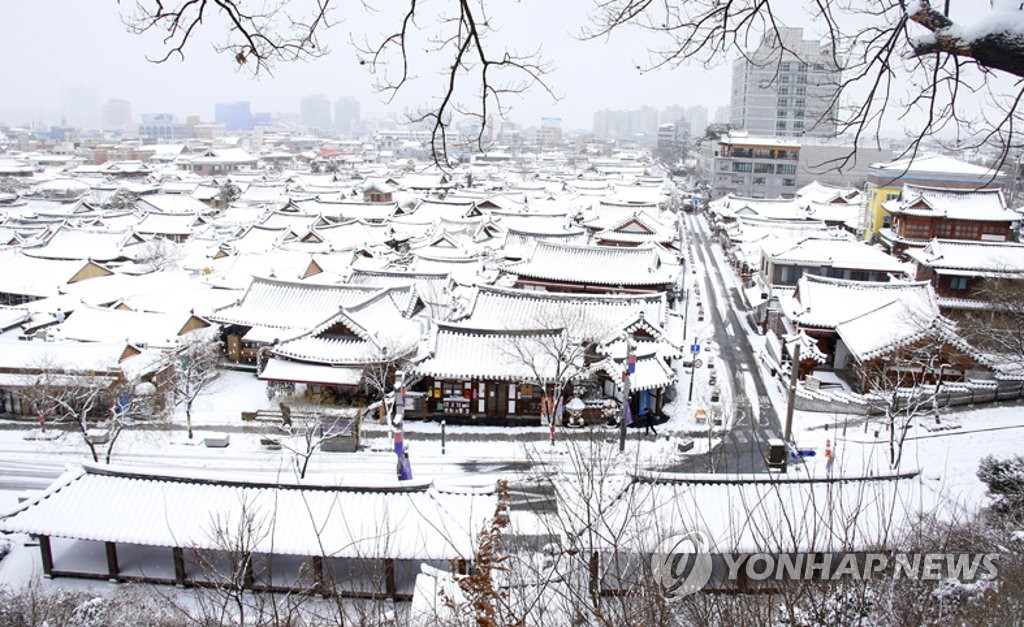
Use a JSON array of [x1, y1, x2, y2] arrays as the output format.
[[0, 0, 746, 130]]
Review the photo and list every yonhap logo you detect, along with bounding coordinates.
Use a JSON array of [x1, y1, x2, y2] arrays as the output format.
[[651, 530, 714, 598]]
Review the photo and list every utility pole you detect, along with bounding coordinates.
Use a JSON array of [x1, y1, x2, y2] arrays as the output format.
[[784, 344, 801, 442], [393, 370, 412, 480], [619, 335, 634, 453]]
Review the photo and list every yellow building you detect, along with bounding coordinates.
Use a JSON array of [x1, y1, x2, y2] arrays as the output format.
[[862, 155, 1002, 241]]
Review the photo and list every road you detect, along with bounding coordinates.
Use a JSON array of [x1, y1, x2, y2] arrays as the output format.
[[667, 212, 783, 473]]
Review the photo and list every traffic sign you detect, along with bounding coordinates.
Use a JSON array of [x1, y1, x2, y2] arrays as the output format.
[[690, 344, 701, 354], [693, 358, 703, 368]]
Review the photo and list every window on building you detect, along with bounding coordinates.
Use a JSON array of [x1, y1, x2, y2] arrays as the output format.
[[777, 164, 797, 175], [793, 121, 804, 131], [777, 109, 789, 118], [795, 86, 807, 95], [720, 161, 730, 171], [754, 162, 775, 173], [949, 276, 969, 290], [903, 222, 931, 239], [956, 223, 980, 239], [782, 178, 796, 187], [780, 62, 791, 71], [780, 75, 790, 83], [777, 98, 789, 107], [814, 63, 826, 71], [753, 148, 773, 159], [776, 120, 787, 131], [935, 222, 953, 238], [793, 110, 805, 119], [753, 176, 767, 185], [797, 75, 807, 84], [885, 192, 900, 201], [798, 63, 808, 72], [779, 87, 789, 95], [982, 223, 1007, 236], [795, 98, 806, 108], [732, 162, 753, 173]]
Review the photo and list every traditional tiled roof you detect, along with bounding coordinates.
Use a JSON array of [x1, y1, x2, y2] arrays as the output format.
[[271, 288, 424, 365], [905, 239, 1024, 275], [506, 240, 675, 287], [22, 226, 146, 262], [883, 185, 1015, 222], [412, 323, 579, 381], [594, 212, 676, 244], [208, 275, 381, 330], [458, 285, 667, 337], [763, 236, 910, 274], [0, 463, 495, 561], [782, 275, 935, 330]]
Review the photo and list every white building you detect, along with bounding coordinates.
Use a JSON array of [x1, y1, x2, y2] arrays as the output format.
[[730, 26, 840, 139]]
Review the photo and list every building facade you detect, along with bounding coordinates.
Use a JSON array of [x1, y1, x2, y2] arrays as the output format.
[[699, 131, 801, 199], [730, 26, 840, 139]]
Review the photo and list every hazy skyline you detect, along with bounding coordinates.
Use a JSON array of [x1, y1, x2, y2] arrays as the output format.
[[0, 1, 738, 131]]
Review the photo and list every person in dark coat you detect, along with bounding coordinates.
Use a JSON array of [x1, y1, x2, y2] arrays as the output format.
[[643, 408, 658, 436]]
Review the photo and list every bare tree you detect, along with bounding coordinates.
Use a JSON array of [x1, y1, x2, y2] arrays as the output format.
[[22, 367, 153, 464], [164, 335, 222, 440], [860, 341, 954, 469], [499, 304, 615, 427], [121, 0, 333, 74], [584, 1, 1024, 170], [121, 1, 1024, 168]]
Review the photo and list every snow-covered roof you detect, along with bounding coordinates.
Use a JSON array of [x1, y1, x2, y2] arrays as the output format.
[[52, 304, 209, 348], [0, 464, 495, 561], [883, 185, 1015, 222], [459, 285, 667, 338], [783, 274, 936, 331], [413, 323, 579, 381], [905, 239, 1024, 275], [209, 276, 383, 332], [22, 226, 146, 262], [506, 241, 675, 287], [137, 195, 211, 214], [869, 154, 1000, 180], [763, 237, 910, 274]]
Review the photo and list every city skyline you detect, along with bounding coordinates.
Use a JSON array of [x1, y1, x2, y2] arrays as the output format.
[[0, 1, 735, 132]]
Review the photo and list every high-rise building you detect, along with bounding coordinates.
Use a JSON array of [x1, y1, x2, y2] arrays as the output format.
[[333, 97, 361, 134], [214, 101, 253, 132], [730, 26, 840, 139], [101, 99, 133, 132], [713, 105, 730, 125], [300, 95, 332, 132], [686, 106, 709, 138], [60, 85, 100, 130]]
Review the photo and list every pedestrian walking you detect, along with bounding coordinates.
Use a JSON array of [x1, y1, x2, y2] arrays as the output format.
[[643, 409, 658, 436]]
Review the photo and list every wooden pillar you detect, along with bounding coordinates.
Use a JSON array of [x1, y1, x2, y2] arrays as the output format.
[[311, 555, 326, 596], [105, 542, 120, 582], [384, 558, 396, 601], [38, 535, 54, 578], [172, 547, 186, 587]]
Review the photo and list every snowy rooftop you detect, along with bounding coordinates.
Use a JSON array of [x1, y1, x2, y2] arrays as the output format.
[[1, 464, 496, 561]]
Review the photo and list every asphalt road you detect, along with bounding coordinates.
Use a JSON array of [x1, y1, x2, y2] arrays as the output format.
[[666, 213, 783, 473]]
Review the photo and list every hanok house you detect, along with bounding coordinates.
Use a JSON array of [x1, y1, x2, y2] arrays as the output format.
[[0, 464, 495, 602], [0, 338, 168, 417], [593, 211, 678, 249], [410, 324, 585, 423], [0, 252, 114, 306], [504, 240, 678, 295], [774, 274, 999, 393], [208, 276, 389, 364], [879, 185, 1018, 258], [905, 238, 1024, 331], [258, 287, 425, 404]]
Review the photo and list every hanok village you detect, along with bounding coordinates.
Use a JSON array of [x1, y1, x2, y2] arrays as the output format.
[[1, 139, 1024, 614]]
